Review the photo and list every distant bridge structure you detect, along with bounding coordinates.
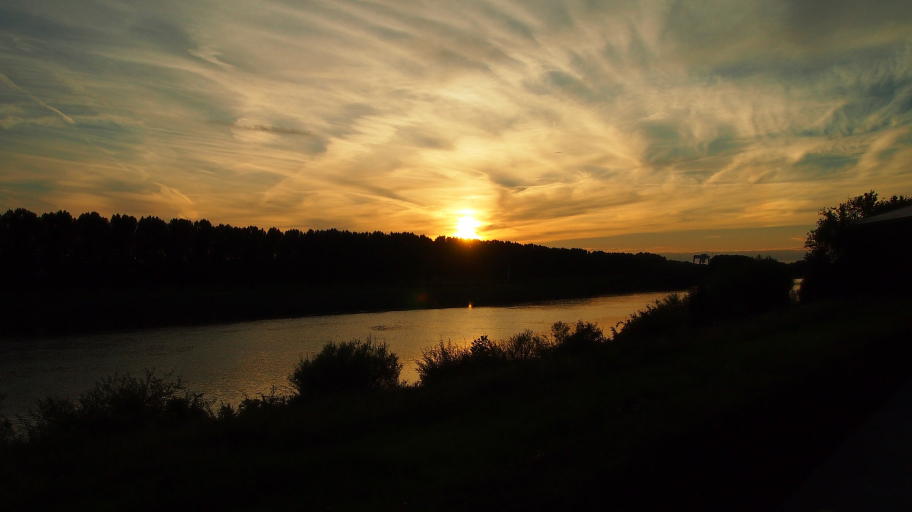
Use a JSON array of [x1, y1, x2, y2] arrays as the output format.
[[693, 253, 710, 264]]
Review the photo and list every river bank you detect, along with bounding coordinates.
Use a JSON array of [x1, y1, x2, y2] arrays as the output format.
[[2, 295, 909, 510]]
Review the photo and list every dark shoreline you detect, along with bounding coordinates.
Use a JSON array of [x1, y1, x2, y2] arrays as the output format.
[[0, 278, 691, 339]]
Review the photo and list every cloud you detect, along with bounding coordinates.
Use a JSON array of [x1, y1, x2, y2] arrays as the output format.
[[0, 0, 910, 250], [0, 72, 74, 124], [546, 224, 813, 254], [231, 121, 313, 137], [795, 152, 860, 175]]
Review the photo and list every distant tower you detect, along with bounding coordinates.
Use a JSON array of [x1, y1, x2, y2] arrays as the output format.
[[692, 253, 710, 264]]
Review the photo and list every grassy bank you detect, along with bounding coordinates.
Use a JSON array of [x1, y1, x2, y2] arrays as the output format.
[[2, 295, 910, 510]]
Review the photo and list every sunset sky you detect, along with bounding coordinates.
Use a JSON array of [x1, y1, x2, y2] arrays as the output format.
[[1, 0, 910, 257]]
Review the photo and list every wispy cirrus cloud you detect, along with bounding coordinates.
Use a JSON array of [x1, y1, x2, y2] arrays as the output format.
[[0, 0, 910, 250]]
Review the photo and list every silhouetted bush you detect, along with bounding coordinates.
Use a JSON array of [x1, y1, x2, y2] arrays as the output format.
[[417, 322, 605, 385], [612, 257, 793, 342], [502, 329, 553, 359], [611, 293, 690, 343], [19, 370, 211, 442], [417, 334, 533, 386], [470, 334, 499, 359], [417, 340, 475, 386], [289, 337, 402, 397], [553, 320, 606, 352], [688, 256, 793, 322], [218, 387, 291, 420], [0, 394, 14, 445]]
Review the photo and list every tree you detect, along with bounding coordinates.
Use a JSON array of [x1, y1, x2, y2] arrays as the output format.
[[805, 191, 911, 265], [801, 191, 912, 300], [688, 255, 793, 321]]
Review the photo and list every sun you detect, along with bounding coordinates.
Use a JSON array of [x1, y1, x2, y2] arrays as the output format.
[[454, 215, 482, 239]]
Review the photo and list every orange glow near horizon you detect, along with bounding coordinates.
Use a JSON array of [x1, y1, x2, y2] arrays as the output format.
[[454, 214, 482, 240], [0, 1, 906, 256]]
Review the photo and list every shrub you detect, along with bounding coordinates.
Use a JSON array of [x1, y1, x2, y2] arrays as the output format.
[[0, 394, 14, 445], [553, 320, 605, 352], [415, 332, 547, 386], [552, 321, 571, 345], [503, 330, 552, 360], [416, 340, 472, 386], [688, 256, 793, 322], [470, 335, 499, 358], [611, 293, 690, 343], [19, 370, 211, 442], [613, 258, 793, 343], [417, 325, 596, 386], [289, 337, 402, 397], [218, 387, 291, 419]]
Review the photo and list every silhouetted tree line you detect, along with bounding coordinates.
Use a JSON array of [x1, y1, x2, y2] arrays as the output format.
[[800, 191, 912, 300], [0, 209, 697, 290]]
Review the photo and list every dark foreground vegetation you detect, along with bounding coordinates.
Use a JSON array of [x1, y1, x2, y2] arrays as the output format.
[[2, 244, 910, 510], [0, 209, 701, 336]]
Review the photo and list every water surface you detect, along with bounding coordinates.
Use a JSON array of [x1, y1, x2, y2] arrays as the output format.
[[0, 291, 678, 419]]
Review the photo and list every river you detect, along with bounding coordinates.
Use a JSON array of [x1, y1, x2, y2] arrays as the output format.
[[0, 290, 679, 420]]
